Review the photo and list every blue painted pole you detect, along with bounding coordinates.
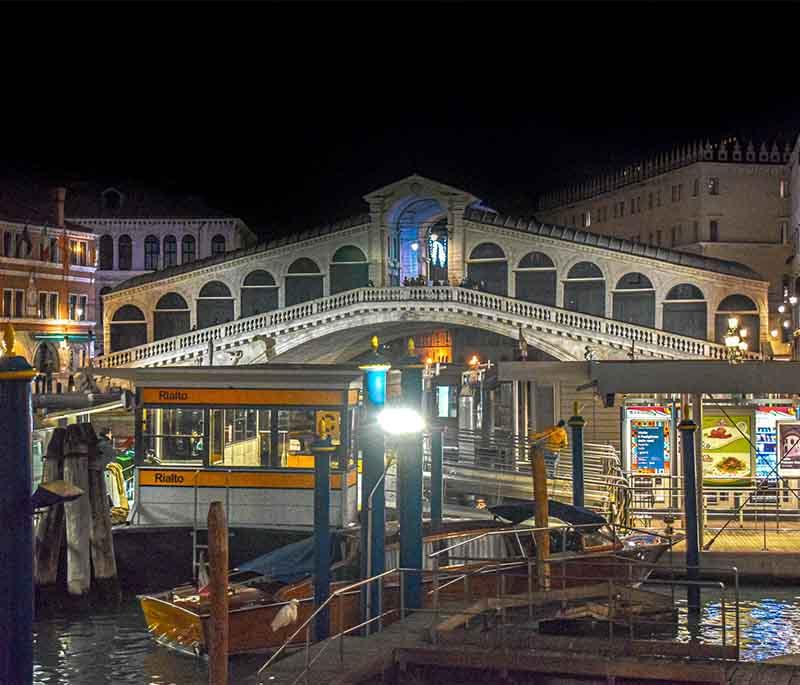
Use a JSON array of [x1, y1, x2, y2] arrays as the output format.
[[358, 336, 390, 628], [430, 429, 443, 531], [568, 402, 586, 508], [311, 438, 335, 640], [678, 408, 701, 612], [399, 341, 424, 610], [0, 325, 36, 685]]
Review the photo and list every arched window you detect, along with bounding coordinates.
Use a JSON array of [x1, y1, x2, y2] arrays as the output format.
[[98, 235, 114, 270], [154, 292, 191, 340], [466, 242, 507, 296], [716, 294, 759, 352], [3, 230, 12, 257], [34, 342, 60, 374], [118, 235, 132, 271], [564, 262, 605, 317], [612, 273, 655, 327], [144, 234, 160, 270], [110, 304, 147, 352], [181, 235, 196, 264], [285, 258, 323, 306], [663, 284, 707, 339], [515, 251, 556, 306], [197, 281, 234, 329], [102, 189, 122, 210], [163, 235, 177, 268], [211, 234, 226, 256], [241, 270, 279, 317], [330, 245, 368, 294]]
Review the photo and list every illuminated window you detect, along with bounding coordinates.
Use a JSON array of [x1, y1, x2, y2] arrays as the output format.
[[69, 239, 87, 266], [780, 179, 789, 198], [708, 177, 719, 195], [68, 293, 88, 321], [38, 292, 58, 319]]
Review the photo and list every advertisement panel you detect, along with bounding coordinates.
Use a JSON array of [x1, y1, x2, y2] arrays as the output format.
[[756, 406, 796, 480], [701, 413, 753, 486], [778, 421, 800, 477], [627, 406, 671, 476]]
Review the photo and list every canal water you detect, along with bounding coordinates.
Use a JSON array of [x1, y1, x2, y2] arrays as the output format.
[[33, 586, 800, 684]]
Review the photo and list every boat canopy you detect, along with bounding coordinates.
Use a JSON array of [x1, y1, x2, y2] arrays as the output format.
[[237, 533, 344, 583], [488, 500, 607, 529]]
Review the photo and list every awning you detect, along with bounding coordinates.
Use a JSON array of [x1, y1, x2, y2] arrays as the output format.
[[488, 499, 607, 528]]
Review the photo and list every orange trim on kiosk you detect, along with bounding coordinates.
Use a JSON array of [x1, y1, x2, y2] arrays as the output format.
[[141, 388, 345, 407], [138, 468, 357, 489]]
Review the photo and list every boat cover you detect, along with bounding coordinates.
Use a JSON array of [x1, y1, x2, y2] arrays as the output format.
[[237, 533, 344, 584], [488, 499, 607, 528]]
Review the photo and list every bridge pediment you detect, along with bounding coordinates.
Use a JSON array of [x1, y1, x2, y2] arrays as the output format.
[[363, 174, 478, 209]]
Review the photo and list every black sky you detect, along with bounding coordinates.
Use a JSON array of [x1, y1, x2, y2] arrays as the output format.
[[4, 2, 799, 239]]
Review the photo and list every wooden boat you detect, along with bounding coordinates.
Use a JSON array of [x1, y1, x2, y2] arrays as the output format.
[[139, 503, 674, 656]]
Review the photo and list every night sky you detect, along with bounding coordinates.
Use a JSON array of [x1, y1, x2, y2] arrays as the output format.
[[4, 3, 799, 240]]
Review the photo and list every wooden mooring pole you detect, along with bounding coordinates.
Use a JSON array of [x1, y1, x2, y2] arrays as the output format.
[[532, 446, 550, 589], [86, 424, 119, 601], [63, 424, 92, 597], [208, 502, 229, 685], [35, 428, 67, 588]]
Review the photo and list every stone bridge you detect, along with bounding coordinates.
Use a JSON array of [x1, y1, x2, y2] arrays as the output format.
[[97, 174, 769, 368]]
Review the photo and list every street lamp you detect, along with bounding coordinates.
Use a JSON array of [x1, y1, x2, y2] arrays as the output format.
[[724, 316, 748, 364]]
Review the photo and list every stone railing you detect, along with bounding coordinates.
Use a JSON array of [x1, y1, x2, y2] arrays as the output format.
[[96, 286, 759, 368]]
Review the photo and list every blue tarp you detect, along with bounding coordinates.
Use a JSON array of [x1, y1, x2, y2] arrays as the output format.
[[237, 533, 344, 584]]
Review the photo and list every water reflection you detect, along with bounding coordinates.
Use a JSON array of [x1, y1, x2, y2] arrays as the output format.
[[33, 588, 800, 683]]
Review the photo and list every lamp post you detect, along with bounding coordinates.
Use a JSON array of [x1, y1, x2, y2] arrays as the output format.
[[723, 316, 749, 364]]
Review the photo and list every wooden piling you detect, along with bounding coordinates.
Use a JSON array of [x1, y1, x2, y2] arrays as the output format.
[[208, 501, 229, 685], [63, 424, 91, 597], [35, 428, 67, 587], [532, 446, 550, 589], [85, 424, 120, 601]]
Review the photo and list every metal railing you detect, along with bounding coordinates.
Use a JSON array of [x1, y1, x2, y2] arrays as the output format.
[[256, 521, 738, 684], [96, 286, 752, 368]]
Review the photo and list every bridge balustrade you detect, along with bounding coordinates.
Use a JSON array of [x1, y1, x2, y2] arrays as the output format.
[[96, 286, 760, 368]]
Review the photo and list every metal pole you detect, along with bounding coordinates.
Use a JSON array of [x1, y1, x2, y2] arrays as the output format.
[[431, 429, 443, 531], [678, 407, 701, 613], [312, 439, 335, 640], [692, 394, 704, 547], [0, 325, 36, 685], [399, 346, 424, 611], [568, 401, 586, 508]]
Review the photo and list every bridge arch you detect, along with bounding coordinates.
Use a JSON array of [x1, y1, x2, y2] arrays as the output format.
[[466, 242, 508, 296], [563, 260, 606, 317], [241, 269, 279, 317], [197, 280, 234, 329], [285, 257, 323, 306], [110, 304, 147, 352], [612, 272, 655, 327], [664, 283, 707, 340], [387, 196, 446, 285], [514, 251, 556, 306], [716, 294, 759, 352], [154, 292, 191, 341], [330, 245, 368, 294]]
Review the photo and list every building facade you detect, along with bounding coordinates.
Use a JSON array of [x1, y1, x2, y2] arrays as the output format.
[[537, 139, 792, 355], [62, 181, 256, 353], [0, 187, 96, 387]]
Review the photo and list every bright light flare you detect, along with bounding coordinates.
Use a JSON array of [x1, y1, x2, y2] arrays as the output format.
[[377, 407, 424, 435]]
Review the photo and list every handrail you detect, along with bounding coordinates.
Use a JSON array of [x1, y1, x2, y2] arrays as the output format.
[[97, 285, 755, 368]]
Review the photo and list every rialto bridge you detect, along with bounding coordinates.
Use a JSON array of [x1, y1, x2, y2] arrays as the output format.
[[97, 175, 769, 369]]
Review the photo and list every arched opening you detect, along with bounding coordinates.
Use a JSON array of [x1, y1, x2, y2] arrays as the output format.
[[163, 235, 177, 268], [110, 304, 147, 352], [98, 234, 114, 270], [182, 235, 196, 264], [664, 284, 707, 339], [118, 234, 132, 270], [330, 245, 368, 294], [716, 294, 759, 352], [563, 262, 605, 317], [241, 269, 279, 317], [144, 234, 160, 270], [211, 234, 226, 256], [285, 258, 323, 306], [467, 243, 508, 296], [515, 251, 556, 305], [391, 198, 446, 285], [612, 272, 655, 327], [154, 292, 191, 340], [197, 281, 234, 329], [102, 188, 122, 210], [427, 219, 448, 283], [34, 342, 60, 374]]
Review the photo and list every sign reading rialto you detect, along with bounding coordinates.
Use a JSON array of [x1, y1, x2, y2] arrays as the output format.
[[627, 406, 671, 475], [701, 412, 753, 485]]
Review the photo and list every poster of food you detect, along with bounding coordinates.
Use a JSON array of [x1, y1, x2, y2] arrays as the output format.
[[627, 406, 671, 475], [778, 422, 800, 477], [756, 406, 796, 480], [701, 412, 753, 486]]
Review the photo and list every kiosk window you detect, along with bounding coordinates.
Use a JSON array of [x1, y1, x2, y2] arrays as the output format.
[[210, 408, 264, 467], [278, 409, 318, 463], [142, 408, 205, 465]]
